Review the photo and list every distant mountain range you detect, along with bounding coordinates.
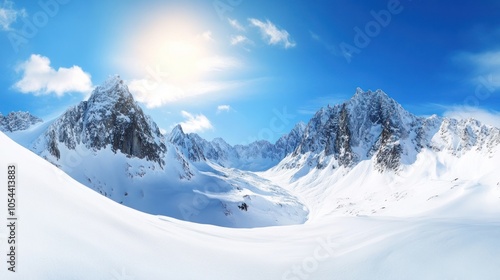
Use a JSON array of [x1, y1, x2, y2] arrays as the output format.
[[3, 76, 500, 226], [0, 111, 42, 132]]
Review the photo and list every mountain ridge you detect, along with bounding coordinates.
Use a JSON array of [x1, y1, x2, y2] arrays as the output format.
[[3, 77, 500, 226], [0, 111, 43, 132], [7, 76, 308, 228]]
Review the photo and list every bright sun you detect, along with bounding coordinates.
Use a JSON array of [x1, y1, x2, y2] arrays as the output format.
[[121, 9, 239, 105], [131, 13, 212, 85]]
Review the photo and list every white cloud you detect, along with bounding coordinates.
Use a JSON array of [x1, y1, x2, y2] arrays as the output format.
[[248, 18, 296, 49], [455, 50, 500, 91], [128, 55, 241, 108], [14, 54, 93, 96], [197, 56, 240, 72], [216, 105, 231, 114], [0, 0, 26, 31], [128, 79, 243, 108], [179, 111, 214, 133], [230, 35, 252, 46], [443, 106, 500, 128], [228, 18, 245, 32]]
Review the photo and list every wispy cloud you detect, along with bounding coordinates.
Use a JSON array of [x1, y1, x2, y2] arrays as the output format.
[[248, 18, 296, 49], [216, 105, 231, 114], [228, 18, 245, 32], [197, 56, 240, 72], [179, 111, 214, 133], [230, 35, 252, 46], [0, 0, 26, 31], [443, 105, 500, 128], [310, 31, 321, 41], [14, 54, 93, 96], [309, 30, 343, 57], [454, 50, 500, 90], [128, 79, 243, 108], [128, 55, 241, 108]]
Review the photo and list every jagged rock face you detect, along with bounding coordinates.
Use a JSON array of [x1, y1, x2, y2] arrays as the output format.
[[275, 122, 306, 158], [43, 76, 166, 165], [0, 111, 43, 132], [334, 104, 354, 167]]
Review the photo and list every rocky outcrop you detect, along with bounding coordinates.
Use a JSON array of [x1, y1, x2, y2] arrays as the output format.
[[0, 111, 43, 132]]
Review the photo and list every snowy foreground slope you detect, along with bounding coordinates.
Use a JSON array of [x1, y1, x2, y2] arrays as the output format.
[[2, 132, 500, 279]]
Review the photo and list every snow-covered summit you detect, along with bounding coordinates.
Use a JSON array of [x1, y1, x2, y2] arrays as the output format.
[[89, 75, 133, 103], [168, 124, 206, 162], [33, 76, 166, 165]]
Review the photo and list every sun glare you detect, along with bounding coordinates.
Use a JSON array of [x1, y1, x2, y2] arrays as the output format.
[[131, 13, 213, 85]]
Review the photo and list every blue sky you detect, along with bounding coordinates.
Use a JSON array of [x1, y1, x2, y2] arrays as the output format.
[[1, 0, 500, 144]]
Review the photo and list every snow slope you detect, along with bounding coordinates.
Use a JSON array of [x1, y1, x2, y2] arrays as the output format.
[[1, 132, 500, 279]]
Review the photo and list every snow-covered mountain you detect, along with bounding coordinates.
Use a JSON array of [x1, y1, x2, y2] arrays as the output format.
[[4, 80, 500, 229], [14, 76, 307, 228], [32, 76, 166, 165], [281, 88, 500, 173], [264, 88, 500, 220], [3, 81, 500, 278], [0, 111, 42, 132]]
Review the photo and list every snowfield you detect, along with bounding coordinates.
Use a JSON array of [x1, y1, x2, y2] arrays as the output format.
[[2, 131, 500, 279]]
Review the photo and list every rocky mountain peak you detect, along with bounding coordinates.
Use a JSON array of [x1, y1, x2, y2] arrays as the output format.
[[168, 124, 186, 144], [38, 76, 166, 165], [293, 88, 418, 171], [167, 125, 206, 162], [87, 75, 133, 109]]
